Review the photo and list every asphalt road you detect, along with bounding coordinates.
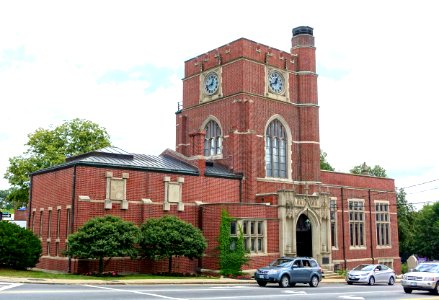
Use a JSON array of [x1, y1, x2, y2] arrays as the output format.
[[0, 282, 437, 300]]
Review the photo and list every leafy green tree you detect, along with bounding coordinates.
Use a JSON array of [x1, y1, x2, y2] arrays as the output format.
[[320, 150, 335, 171], [350, 162, 387, 177], [218, 209, 249, 276], [0, 221, 42, 269], [64, 215, 139, 274], [139, 215, 207, 274], [0, 190, 13, 210], [412, 201, 439, 259], [4, 118, 111, 207], [396, 188, 416, 261]]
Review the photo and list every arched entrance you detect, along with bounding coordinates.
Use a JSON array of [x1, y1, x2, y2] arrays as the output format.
[[296, 214, 312, 257]]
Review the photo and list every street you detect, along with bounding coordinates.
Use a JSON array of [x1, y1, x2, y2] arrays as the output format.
[[0, 281, 438, 300]]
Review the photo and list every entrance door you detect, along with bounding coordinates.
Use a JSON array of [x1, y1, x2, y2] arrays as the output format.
[[296, 214, 312, 257]]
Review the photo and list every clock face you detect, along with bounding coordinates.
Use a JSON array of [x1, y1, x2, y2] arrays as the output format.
[[204, 72, 219, 95], [268, 70, 285, 94]]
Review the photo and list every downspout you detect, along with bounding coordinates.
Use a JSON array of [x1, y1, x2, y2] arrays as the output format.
[[197, 205, 204, 273], [28, 176, 33, 229], [341, 187, 347, 270], [368, 189, 374, 264], [68, 165, 77, 273]]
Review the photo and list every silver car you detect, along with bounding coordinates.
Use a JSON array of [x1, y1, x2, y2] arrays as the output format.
[[401, 262, 439, 294], [346, 264, 396, 285]]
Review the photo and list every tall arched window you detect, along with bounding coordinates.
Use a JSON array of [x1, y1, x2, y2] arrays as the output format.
[[265, 119, 287, 178], [204, 120, 222, 156]]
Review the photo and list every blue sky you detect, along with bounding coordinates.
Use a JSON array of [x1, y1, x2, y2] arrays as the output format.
[[0, 0, 438, 208]]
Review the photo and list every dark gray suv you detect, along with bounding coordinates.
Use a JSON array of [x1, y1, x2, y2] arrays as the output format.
[[254, 257, 323, 287]]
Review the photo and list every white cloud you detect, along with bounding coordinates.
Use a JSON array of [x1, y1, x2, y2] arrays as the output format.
[[1, 0, 438, 208]]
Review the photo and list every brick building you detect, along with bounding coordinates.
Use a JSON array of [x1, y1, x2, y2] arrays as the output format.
[[29, 26, 401, 274]]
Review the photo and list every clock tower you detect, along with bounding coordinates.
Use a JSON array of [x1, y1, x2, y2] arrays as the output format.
[[176, 26, 321, 201]]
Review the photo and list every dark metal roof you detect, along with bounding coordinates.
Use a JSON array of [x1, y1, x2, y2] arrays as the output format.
[[32, 147, 241, 179]]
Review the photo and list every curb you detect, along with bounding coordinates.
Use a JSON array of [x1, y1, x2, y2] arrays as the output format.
[[0, 276, 349, 285]]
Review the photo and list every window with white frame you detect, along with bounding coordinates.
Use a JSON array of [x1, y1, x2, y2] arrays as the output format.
[[330, 199, 337, 248], [230, 219, 266, 254], [265, 119, 287, 178], [349, 200, 365, 247], [376, 202, 390, 246], [204, 120, 222, 157]]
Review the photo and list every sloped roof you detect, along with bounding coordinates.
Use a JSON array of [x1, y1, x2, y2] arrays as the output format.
[[32, 147, 240, 179]]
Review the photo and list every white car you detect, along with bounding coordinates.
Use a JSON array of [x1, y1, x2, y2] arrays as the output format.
[[346, 264, 396, 285], [401, 262, 439, 295]]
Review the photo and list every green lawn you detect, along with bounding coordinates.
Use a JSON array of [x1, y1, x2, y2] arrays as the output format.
[[0, 268, 218, 280]]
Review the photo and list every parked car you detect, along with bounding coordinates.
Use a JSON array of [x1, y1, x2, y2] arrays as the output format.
[[254, 257, 323, 288], [401, 262, 439, 294], [346, 264, 396, 285]]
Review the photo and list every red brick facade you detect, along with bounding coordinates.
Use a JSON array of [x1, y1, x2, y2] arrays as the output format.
[[29, 26, 400, 275]]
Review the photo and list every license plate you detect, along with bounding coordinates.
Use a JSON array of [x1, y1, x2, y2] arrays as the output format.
[[258, 275, 264, 279], [410, 282, 417, 286]]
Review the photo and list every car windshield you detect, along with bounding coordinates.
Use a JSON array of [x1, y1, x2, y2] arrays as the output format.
[[353, 264, 375, 271], [414, 263, 439, 273], [270, 259, 292, 267]]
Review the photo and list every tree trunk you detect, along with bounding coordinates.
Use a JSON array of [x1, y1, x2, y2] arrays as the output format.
[[98, 257, 104, 274], [168, 256, 172, 274]]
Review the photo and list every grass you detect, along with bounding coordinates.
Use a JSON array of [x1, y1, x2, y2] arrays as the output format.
[[0, 268, 218, 281]]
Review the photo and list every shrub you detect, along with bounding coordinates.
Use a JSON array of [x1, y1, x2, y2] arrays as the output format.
[[0, 221, 42, 269]]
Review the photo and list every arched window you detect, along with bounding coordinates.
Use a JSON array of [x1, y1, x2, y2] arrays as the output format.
[[204, 120, 222, 156], [265, 119, 287, 178]]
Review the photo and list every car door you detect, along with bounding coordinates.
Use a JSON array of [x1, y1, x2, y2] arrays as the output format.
[[373, 265, 386, 283]]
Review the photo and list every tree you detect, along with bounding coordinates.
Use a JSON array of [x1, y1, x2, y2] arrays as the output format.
[[396, 188, 416, 261], [412, 202, 439, 260], [4, 118, 111, 207], [0, 221, 42, 269], [0, 190, 12, 210], [350, 162, 387, 177], [139, 215, 207, 274], [320, 150, 335, 171], [218, 209, 249, 276], [64, 215, 139, 274]]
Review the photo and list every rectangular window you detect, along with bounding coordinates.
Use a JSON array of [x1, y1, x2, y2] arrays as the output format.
[[31, 211, 36, 232], [230, 219, 266, 254], [376, 202, 390, 246], [55, 242, 60, 256], [39, 211, 44, 238], [47, 210, 52, 239], [349, 200, 365, 247], [330, 199, 337, 248], [56, 209, 61, 239], [66, 208, 71, 236]]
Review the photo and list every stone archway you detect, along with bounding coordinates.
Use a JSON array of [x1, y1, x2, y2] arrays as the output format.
[[296, 214, 312, 257]]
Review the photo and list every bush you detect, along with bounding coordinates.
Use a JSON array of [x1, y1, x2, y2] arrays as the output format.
[[0, 221, 42, 269]]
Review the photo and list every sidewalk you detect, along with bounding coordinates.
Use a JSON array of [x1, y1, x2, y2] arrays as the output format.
[[0, 276, 347, 285]]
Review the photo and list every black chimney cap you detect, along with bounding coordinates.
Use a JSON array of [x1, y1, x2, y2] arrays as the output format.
[[292, 26, 313, 36]]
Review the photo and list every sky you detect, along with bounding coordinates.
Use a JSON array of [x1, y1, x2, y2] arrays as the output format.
[[1, 0, 438, 209]]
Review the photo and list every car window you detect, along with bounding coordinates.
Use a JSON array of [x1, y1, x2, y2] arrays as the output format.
[[303, 260, 311, 267], [414, 263, 439, 273], [353, 264, 374, 271], [292, 260, 303, 268], [310, 260, 317, 268], [270, 258, 292, 267], [381, 265, 389, 271]]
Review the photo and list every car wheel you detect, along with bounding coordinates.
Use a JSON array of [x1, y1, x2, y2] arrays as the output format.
[[347, 281, 353, 285], [309, 275, 319, 287], [279, 274, 290, 288], [368, 276, 375, 286], [403, 288, 412, 294], [388, 276, 395, 285], [429, 282, 439, 295], [257, 281, 267, 287]]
